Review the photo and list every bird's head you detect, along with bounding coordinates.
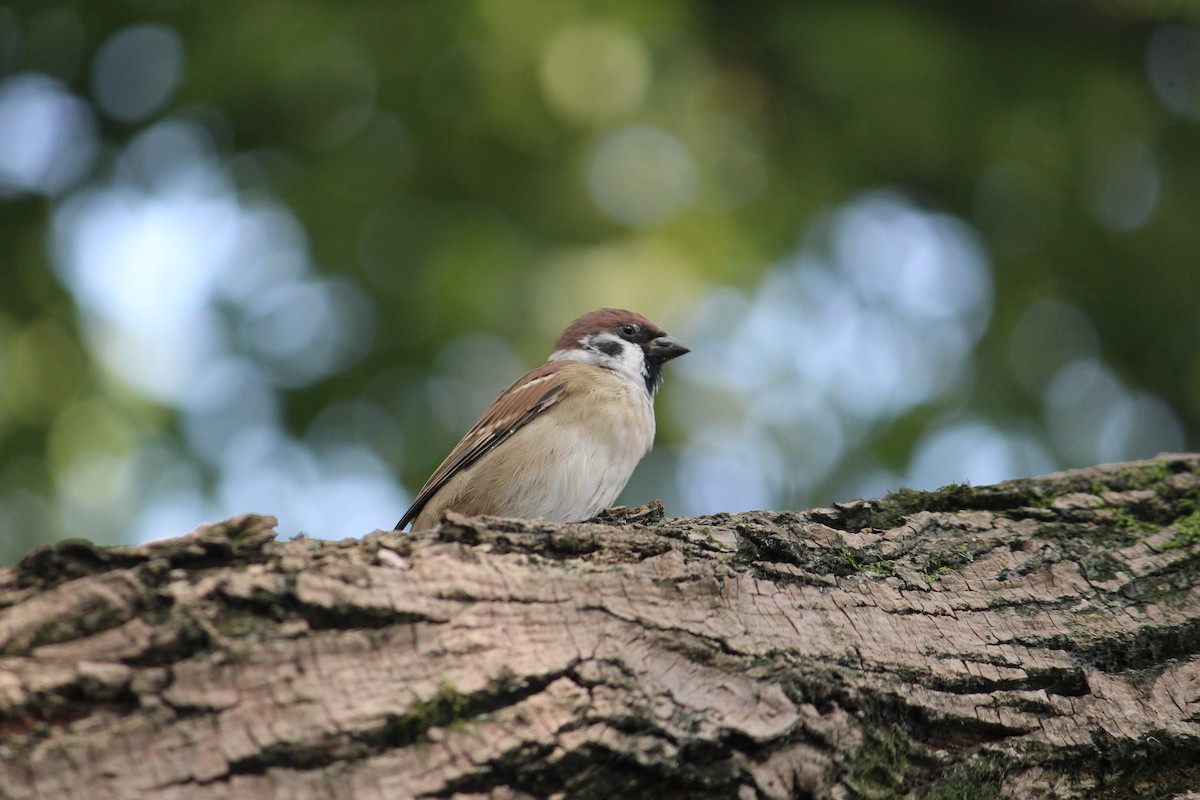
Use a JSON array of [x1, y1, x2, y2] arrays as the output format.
[[550, 308, 690, 394]]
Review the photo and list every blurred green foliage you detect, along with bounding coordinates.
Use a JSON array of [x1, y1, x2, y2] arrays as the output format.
[[1, 0, 1199, 562]]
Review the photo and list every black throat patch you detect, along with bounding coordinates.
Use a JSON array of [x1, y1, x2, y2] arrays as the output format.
[[644, 361, 664, 395]]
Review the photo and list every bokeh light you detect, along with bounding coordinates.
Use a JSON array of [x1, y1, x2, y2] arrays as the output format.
[[1146, 24, 1200, 119], [1085, 138, 1162, 232], [91, 24, 184, 122], [44, 113, 386, 543], [0, 74, 96, 196], [664, 191, 996, 513], [540, 21, 650, 124], [588, 125, 699, 227]]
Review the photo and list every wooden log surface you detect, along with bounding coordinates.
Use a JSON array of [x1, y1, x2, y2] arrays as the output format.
[[1, 455, 1199, 799]]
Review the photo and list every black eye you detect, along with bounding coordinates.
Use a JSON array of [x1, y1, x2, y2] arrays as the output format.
[[619, 323, 638, 337]]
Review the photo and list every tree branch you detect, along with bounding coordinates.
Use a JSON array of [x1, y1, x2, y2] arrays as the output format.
[[2, 456, 1199, 798]]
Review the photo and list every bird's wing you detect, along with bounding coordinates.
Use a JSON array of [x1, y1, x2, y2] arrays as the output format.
[[395, 361, 573, 530]]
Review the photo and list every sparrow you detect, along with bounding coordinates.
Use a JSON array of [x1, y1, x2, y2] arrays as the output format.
[[396, 308, 689, 531]]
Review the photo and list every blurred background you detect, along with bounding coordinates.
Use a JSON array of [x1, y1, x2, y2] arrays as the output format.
[[2, 0, 1199, 561]]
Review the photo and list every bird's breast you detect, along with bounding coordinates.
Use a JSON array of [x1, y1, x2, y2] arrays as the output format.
[[480, 372, 655, 522]]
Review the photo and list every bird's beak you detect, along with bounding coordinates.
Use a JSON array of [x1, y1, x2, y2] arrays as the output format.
[[645, 335, 690, 362]]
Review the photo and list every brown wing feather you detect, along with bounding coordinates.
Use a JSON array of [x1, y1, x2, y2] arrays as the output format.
[[395, 361, 571, 530]]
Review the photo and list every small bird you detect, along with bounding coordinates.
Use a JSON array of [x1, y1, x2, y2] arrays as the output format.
[[396, 308, 689, 531]]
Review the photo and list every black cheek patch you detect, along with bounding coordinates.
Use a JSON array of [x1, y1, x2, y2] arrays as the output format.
[[595, 339, 625, 358]]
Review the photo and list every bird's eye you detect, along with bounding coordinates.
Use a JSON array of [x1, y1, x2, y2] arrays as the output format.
[[619, 324, 638, 337]]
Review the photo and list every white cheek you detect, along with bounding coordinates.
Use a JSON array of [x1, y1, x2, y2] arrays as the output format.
[[609, 341, 648, 384]]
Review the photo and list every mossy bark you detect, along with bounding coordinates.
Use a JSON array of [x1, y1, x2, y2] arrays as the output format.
[[2, 455, 1199, 799]]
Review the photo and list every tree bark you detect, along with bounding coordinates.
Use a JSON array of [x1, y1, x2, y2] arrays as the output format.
[[1, 455, 1199, 799]]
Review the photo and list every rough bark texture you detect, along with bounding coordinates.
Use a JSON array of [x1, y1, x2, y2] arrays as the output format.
[[2, 456, 1200, 799]]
